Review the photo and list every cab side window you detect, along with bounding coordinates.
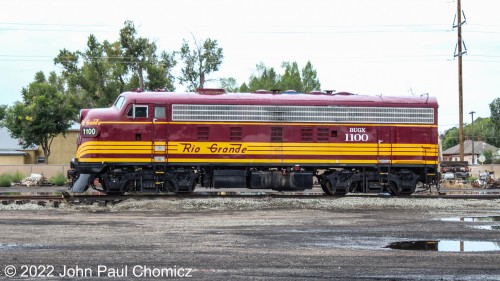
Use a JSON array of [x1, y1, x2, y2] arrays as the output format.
[[127, 105, 148, 118], [155, 106, 166, 119]]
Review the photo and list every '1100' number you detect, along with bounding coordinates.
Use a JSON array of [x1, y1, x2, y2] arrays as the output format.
[[345, 133, 368, 142], [82, 127, 97, 137]]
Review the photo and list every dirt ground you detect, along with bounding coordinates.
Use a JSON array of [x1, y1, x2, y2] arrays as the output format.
[[0, 195, 499, 280]]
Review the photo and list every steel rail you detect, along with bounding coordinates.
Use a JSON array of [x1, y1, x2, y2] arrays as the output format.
[[1, 192, 500, 205]]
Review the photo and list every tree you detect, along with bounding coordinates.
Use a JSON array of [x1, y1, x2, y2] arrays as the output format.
[[482, 149, 495, 164], [246, 62, 280, 92], [119, 20, 154, 91], [490, 97, 500, 128], [239, 82, 250, 93], [218, 77, 239, 92], [55, 36, 122, 109], [145, 51, 176, 91], [301, 61, 321, 92], [441, 117, 500, 150], [179, 37, 224, 91], [279, 61, 303, 91], [243, 61, 322, 93], [0, 105, 7, 122], [441, 127, 459, 151], [55, 20, 176, 110], [3, 72, 74, 164]]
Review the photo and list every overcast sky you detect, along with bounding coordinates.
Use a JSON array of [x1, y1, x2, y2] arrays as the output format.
[[1, 0, 499, 133]]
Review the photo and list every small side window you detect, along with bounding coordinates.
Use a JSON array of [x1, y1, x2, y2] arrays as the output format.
[[155, 106, 166, 119], [127, 105, 148, 118]]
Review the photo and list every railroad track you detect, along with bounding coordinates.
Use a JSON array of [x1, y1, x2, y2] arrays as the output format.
[[1, 191, 500, 207]]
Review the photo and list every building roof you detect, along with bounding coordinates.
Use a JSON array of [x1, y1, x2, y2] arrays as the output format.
[[0, 127, 35, 150], [442, 140, 498, 156], [0, 151, 27, 156]]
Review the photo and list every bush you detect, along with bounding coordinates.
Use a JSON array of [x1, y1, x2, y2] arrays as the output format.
[[49, 172, 67, 186], [0, 174, 13, 187], [8, 171, 25, 183]]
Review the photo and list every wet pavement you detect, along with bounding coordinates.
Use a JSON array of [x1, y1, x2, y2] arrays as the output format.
[[0, 198, 499, 280]]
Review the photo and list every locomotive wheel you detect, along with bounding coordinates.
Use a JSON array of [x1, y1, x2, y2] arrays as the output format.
[[162, 181, 175, 193], [321, 182, 333, 195], [177, 180, 196, 194], [387, 182, 400, 196], [321, 181, 346, 196]]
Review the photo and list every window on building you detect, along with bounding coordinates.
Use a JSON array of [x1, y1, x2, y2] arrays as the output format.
[[37, 156, 45, 164]]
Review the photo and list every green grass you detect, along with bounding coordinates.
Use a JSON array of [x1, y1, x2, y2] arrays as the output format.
[[0, 174, 13, 187], [49, 172, 67, 186]]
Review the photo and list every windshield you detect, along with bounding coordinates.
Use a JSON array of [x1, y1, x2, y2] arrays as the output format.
[[114, 96, 126, 109]]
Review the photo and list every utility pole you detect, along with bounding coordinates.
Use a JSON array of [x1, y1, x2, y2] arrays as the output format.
[[469, 111, 475, 165], [454, 0, 467, 161]]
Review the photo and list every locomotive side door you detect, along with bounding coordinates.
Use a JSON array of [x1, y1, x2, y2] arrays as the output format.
[[376, 127, 394, 164], [152, 104, 168, 164]]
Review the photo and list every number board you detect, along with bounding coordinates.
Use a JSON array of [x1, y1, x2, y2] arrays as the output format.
[[82, 127, 98, 137]]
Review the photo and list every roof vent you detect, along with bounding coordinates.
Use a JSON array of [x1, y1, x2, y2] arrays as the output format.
[[254, 90, 274, 94], [283, 90, 301, 94], [195, 88, 226, 95], [333, 92, 355, 96], [306, 91, 325, 95]]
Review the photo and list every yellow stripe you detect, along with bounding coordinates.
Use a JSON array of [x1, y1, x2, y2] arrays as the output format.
[[392, 160, 439, 165], [98, 121, 153, 125], [78, 141, 439, 149]]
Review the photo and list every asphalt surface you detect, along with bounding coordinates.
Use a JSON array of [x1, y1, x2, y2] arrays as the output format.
[[0, 195, 499, 280]]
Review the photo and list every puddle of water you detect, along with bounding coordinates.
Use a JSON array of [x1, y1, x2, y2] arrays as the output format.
[[441, 216, 500, 222], [0, 243, 44, 251], [473, 225, 500, 230], [386, 240, 500, 252]]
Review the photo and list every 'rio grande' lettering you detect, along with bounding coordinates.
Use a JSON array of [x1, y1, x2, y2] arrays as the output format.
[[181, 143, 201, 153], [180, 143, 248, 154], [208, 143, 247, 154]]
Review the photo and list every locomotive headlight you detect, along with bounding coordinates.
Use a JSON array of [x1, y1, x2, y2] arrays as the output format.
[[81, 127, 99, 137]]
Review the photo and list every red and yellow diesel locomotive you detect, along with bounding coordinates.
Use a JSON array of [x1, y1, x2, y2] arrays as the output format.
[[68, 89, 439, 195]]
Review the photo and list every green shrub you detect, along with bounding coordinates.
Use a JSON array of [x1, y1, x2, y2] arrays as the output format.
[[49, 172, 67, 186], [8, 171, 25, 183], [0, 174, 13, 187]]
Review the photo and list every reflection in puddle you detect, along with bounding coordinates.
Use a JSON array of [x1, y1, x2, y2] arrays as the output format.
[[441, 216, 500, 222], [386, 240, 500, 252]]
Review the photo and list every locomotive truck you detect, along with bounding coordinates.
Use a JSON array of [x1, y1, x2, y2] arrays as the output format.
[[68, 89, 439, 195]]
